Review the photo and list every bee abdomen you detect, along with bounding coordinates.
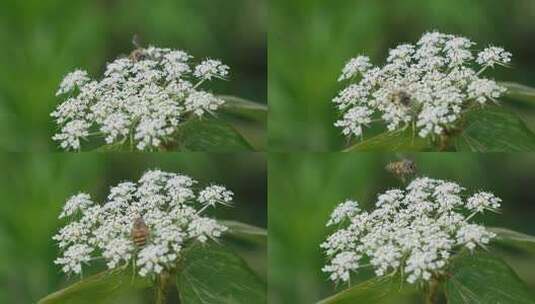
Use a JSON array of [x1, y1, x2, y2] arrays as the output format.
[[132, 232, 148, 247], [131, 217, 150, 247]]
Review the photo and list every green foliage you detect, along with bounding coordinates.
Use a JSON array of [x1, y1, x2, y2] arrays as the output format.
[[502, 82, 535, 104], [176, 242, 267, 304], [37, 269, 151, 304], [219, 95, 268, 150], [445, 253, 535, 303], [316, 275, 417, 304], [490, 227, 535, 254], [344, 129, 430, 152], [178, 118, 254, 151], [455, 106, 535, 152], [220, 220, 268, 245]]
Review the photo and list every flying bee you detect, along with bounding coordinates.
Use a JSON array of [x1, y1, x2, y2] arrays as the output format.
[[385, 159, 417, 183], [391, 90, 412, 107], [131, 216, 150, 247], [128, 34, 145, 62]]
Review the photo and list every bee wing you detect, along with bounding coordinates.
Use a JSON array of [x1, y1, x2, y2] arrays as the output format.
[[132, 34, 144, 49]]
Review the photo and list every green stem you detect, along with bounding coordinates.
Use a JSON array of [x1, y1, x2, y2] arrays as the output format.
[[155, 271, 170, 304], [424, 278, 440, 304]]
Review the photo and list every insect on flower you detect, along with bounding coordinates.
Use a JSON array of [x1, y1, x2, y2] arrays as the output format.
[[385, 159, 417, 182], [53, 169, 234, 278], [333, 31, 512, 141], [390, 90, 412, 107], [131, 216, 150, 247], [51, 42, 231, 151]]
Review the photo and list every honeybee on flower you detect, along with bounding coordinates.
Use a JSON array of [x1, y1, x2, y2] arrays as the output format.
[[53, 169, 233, 278], [333, 31, 512, 142], [51, 43, 231, 151]]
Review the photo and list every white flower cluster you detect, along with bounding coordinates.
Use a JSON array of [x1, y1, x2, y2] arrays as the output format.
[[53, 169, 233, 277], [52, 46, 230, 151], [321, 177, 501, 285], [334, 31, 512, 140]]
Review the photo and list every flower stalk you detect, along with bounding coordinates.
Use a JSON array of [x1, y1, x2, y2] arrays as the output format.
[[424, 277, 441, 304], [155, 271, 170, 304]]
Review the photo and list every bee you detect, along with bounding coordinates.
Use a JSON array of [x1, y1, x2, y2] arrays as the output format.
[[391, 90, 412, 107], [128, 34, 145, 62], [385, 159, 417, 182], [129, 49, 145, 62], [131, 216, 150, 247]]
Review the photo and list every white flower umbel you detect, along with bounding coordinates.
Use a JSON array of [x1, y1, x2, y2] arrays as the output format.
[[321, 177, 500, 285], [52, 46, 230, 151], [333, 31, 512, 141], [53, 169, 233, 278]]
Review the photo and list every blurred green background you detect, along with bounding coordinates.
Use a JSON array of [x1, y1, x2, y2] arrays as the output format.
[[269, 0, 535, 151], [0, 152, 266, 303], [0, 0, 266, 152], [269, 153, 535, 303]]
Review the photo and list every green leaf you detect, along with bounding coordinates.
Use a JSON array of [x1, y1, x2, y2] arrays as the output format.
[[221, 221, 267, 281], [176, 242, 267, 304], [221, 220, 267, 245], [446, 253, 535, 304], [219, 95, 267, 151], [455, 107, 535, 152], [502, 82, 535, 104], [489, 227, 535, 253], [37, 268, 151, 304], [316, 274, 415, 304], [219, 95, 267, 122], [344, 129, 430, 152], [178, 118, 254, 151]]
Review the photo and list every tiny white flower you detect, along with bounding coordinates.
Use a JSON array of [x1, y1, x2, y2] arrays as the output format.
[[467, 192, 501, 213], [334, 106, 373, 137], [456, 223, 495, 251], [327, 200, 360, 226], [188, 217, 228, 243], [338, 56, 372, 81], [137, 244, 177, 276], [52, 119, 91, 151], [198, 185, 234, 207], [321, 251, 360, 282], [194, 59, 230, 80], [467, 79, 506, 104], [54, 244, 93, 274], [56, 70, 90, 96], [477, 46, 512, 68], [185, 91, 225, 117], [59, 193, 94, 218]]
